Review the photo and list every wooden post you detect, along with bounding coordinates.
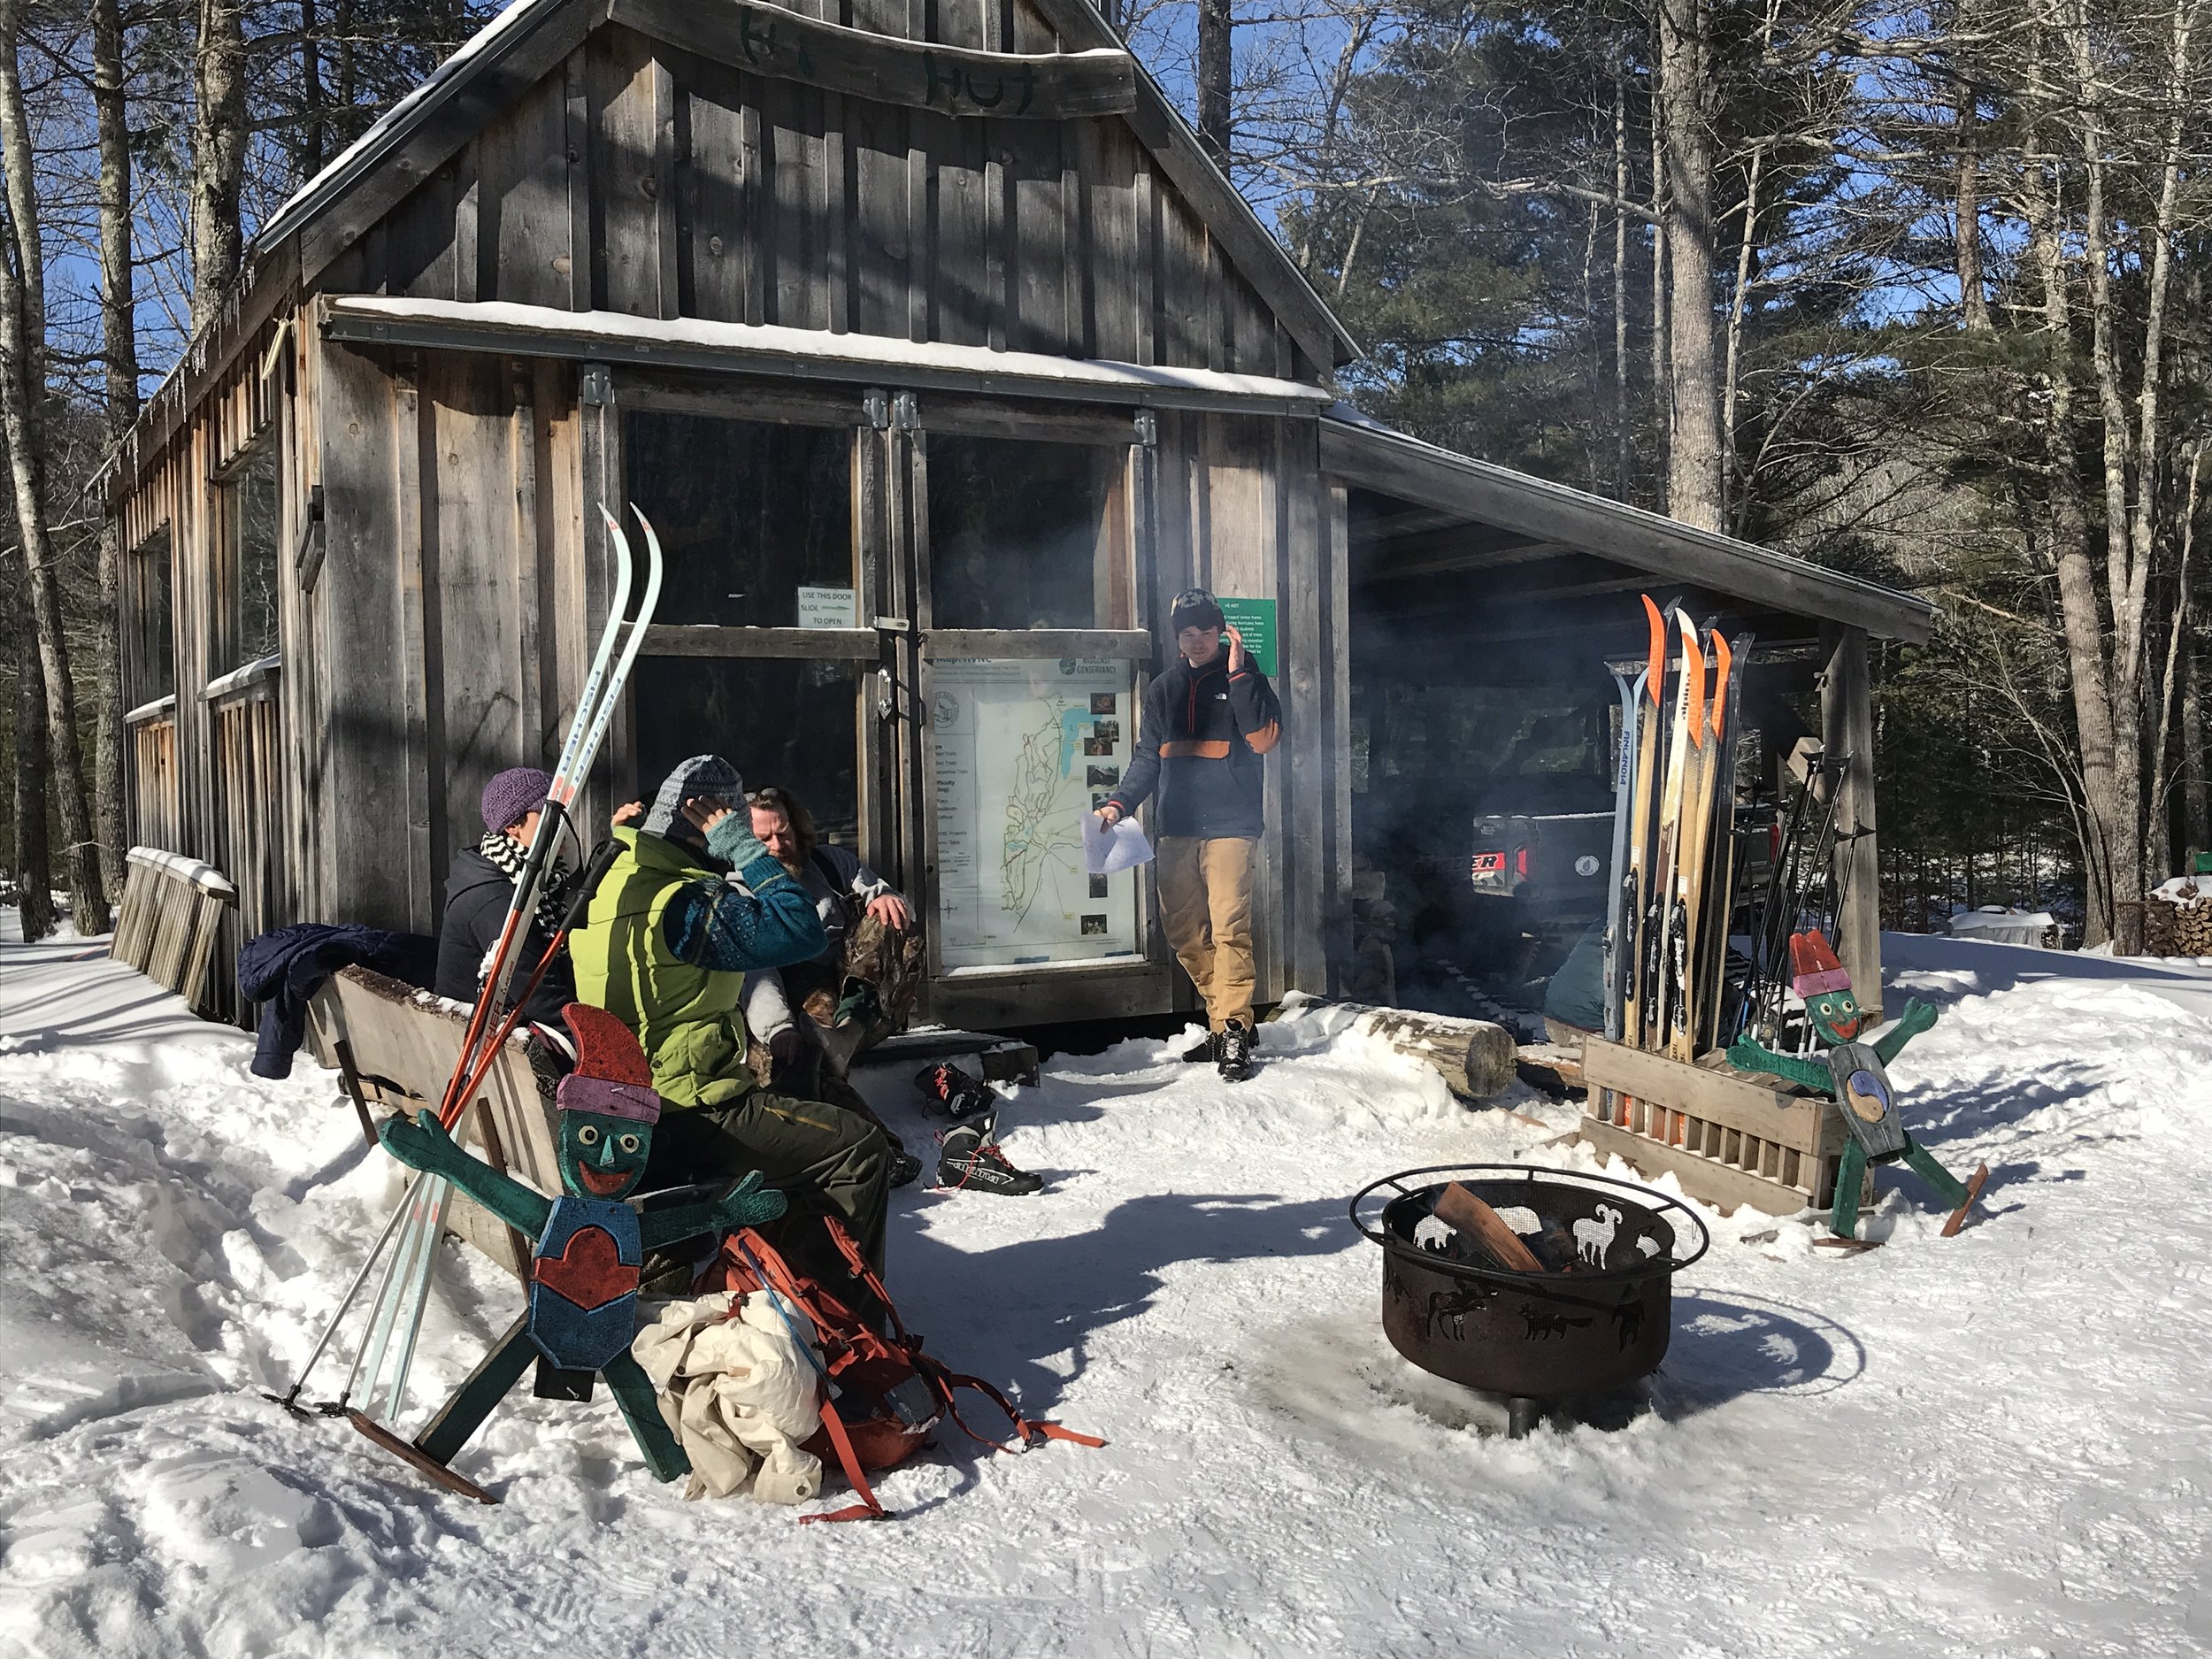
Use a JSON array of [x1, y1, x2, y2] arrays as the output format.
[[1821, 622, 1881, 1019]]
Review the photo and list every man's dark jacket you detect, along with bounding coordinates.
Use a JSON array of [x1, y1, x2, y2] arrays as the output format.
[[434, 847, 576, 1027], [1106, 655, 1282, 839]]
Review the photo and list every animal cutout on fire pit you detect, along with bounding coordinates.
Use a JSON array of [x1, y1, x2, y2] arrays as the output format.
[[374, 1004, 789, 1486], [1726, 931, 1989, 1240]]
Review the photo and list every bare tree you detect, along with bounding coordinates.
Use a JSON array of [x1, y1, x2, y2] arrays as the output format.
[[0, 0, 109, 933]]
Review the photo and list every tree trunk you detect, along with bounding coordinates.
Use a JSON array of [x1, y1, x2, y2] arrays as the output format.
[[1613, 58, 1631, 497], [93, 0, 136, 894], [12, 572, 55, 943], [1655, 0, 1720, 530], [2155, 446, 2210, 880], [2187, 631, 2208, 864], [1720, 147, 1763, 530], [1648, 102, 1670, 503], [0, 0, 111, 933], [1952, 19, 1991, 334], [1196, 0, 1232, 165], [190, 0, 250, 332]]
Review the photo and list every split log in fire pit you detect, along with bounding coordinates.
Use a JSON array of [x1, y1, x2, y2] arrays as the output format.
[[1350, 1164, 1710, 1437]]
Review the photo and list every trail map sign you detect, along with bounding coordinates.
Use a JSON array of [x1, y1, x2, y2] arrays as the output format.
[[932, 658, 1141, 969]]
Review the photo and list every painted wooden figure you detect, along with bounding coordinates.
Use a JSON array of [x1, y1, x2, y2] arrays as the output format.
[[1726, 932, 1985, 1239], [376, 1004, 787, 1483]]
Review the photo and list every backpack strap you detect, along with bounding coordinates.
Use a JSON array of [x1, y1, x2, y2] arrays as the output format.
[[798, 1395, 892, 1524]]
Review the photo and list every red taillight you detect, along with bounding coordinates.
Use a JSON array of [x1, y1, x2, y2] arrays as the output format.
[[1515, 846, 1532, 879]]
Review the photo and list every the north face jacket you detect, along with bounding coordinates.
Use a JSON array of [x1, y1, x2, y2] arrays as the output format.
[[1107, 654, 1283, 839]]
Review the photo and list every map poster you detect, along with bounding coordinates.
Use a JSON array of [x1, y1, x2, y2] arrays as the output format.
[[931, 657, 1141, 969], [1216, 596, 1278, 677]]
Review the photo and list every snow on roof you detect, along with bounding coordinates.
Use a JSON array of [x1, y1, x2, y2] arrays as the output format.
[[255, 0, 564, 256], [321, 295, 1338, 408]]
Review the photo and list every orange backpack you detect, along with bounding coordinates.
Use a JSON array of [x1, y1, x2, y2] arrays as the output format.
[[698, 1219, 1102, 1522]]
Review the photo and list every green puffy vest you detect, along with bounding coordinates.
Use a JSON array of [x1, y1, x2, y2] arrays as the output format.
[[570, 827, 757, 1108]]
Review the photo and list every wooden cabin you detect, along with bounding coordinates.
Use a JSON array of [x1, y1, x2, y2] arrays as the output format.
[[107, 0, 1932, 1031]]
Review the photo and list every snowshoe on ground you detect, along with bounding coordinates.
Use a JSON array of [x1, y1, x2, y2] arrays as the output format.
[[1217, 1019, 1255, 1082], [1180, 1031, 1218, 1064], [936, 1118, 1044, 1195], [914, 1060, 999, 1123]]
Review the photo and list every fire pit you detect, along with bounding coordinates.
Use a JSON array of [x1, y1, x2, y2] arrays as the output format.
[[1348, 1164, 1710, 1437]]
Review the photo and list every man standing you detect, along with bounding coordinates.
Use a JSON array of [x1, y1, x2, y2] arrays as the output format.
[[1094, 588, 1282, 1080]]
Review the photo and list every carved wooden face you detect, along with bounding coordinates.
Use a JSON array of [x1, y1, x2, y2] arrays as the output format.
[[1808, 988, 1865, 1045], [557, 1110, 652, 1201]]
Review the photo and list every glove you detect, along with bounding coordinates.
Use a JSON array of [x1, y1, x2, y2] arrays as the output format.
[[767, 1026, 823, 1100], [704, 813, 774, 872], [709, 1170, 788, 1231]]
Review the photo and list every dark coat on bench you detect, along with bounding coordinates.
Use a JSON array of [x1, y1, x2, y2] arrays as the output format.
[[238, 924, 438, 1079]]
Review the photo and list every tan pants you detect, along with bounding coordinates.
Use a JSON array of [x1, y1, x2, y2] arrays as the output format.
[[1156, 836, 1258, 1031]]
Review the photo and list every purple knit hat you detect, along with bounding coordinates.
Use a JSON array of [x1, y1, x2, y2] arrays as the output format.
[[556, 1072, 663, 1125], [481, 766, 555, 833]]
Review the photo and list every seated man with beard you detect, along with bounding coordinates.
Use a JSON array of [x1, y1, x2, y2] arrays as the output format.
[[740, 786, 1039, 1195]]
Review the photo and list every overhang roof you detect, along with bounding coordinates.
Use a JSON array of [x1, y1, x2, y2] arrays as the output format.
[[1320, 409, 1934, 644]]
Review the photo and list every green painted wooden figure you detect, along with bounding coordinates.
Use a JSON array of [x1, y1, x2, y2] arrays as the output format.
[[1726, 931, 1974, 1239], [376, 1004, 786, 1483]]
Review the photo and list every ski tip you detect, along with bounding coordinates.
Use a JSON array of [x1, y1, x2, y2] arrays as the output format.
[[1709, 631, 1734, 741], [1641, 595, 1665, 697], [1678, 615, 1707, 741]]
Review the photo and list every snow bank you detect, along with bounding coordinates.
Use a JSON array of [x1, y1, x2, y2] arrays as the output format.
[[5, 913, 2212, 1655]]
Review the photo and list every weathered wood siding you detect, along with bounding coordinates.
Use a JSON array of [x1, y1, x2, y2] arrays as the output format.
[[331, 20, 1311, 383]]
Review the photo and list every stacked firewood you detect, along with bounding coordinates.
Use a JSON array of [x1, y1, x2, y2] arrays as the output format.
[[2146, 884, 2212, 956]]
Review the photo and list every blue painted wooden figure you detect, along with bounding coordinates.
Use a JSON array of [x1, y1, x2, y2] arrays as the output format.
[[377, 1004, 786, 1483]]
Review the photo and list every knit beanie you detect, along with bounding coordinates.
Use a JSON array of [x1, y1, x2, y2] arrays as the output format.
[[481, 766, 555, 833], [1169, 588, 1225, 636], [641, 755, 745, 839]]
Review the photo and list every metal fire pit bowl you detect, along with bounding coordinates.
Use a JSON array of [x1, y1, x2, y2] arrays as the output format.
[[1348, 1164, 1710, 1437]]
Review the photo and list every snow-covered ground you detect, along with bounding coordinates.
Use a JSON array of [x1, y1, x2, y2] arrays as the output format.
[[3, 915, 2210, 1658]]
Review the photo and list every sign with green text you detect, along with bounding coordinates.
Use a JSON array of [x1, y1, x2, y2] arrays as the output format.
[[1215, 597, 1279, 678]]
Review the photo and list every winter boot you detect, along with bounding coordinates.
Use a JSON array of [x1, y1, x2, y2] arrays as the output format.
[[887, 1147, 926, 1189], [1217, 1018, 1255, 1082], [1180, 1030, 1219, 1064], [915, 1060, 999, 1123], [936, 1117, 1044, 1195]]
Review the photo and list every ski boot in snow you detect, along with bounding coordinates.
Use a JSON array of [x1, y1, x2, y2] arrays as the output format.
[[936, 1115, 1044, 1195], [914, 1060, 999, 1124], [1217, 1019, 1255, 1082]]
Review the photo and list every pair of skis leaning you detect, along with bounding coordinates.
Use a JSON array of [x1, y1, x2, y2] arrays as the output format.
[[271, 505, 665, 1442], [1606, 596, 1751, 1063]]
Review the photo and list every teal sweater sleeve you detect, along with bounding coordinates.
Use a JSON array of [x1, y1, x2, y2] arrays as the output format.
[[658, 818, 829, 972]]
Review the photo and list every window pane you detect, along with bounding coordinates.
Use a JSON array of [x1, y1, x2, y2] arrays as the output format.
[[229, 444, 280, 667], [136, 526, 174, 703], [631, 657, 864, 849], [626, 412, 855, 628], [927, 437, 1125, 630]]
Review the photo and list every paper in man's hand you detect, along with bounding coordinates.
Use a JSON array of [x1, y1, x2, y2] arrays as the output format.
[[1083, 813, 1154, 876]]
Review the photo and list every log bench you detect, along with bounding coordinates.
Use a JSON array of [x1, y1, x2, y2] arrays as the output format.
[[305, 964, 560, 1279]]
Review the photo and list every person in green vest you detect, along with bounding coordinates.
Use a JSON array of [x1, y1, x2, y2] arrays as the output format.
[[571, 755, 893, 1290]]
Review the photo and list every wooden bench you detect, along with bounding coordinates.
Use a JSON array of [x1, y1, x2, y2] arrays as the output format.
[[1578, 1036, 1859, 1216], [111, 846, 237, 1017], [305, 965, 561, 1279]]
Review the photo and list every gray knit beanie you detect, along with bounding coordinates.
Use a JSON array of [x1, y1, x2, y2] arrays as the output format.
[[642, 755, 745, 840]]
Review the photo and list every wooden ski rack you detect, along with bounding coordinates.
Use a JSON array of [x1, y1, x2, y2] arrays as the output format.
[[1577, 1037, 1862, 1216]]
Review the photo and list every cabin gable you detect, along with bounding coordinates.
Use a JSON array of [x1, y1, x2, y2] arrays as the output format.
[[319, 11, 1324, 380]]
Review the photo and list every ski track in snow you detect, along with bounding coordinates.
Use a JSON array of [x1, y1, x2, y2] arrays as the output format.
[[3, 918, 2210, 1656]]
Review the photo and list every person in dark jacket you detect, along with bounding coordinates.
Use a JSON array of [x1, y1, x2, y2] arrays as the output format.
[[1095, 588, 1283, 1080], [434, 766, 582, 1028]]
